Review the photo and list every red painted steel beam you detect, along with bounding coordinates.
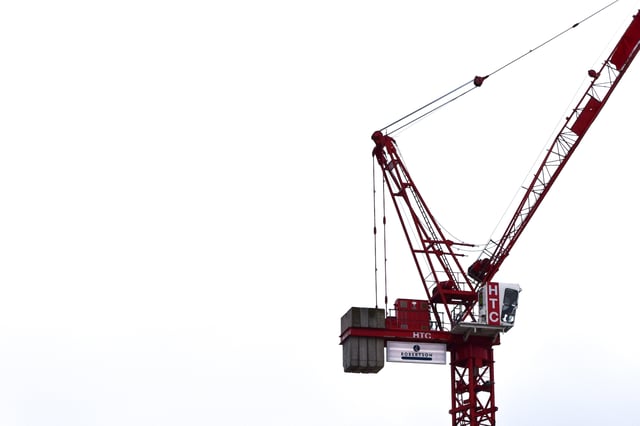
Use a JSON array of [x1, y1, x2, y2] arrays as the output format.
[[471, 10, 640, 285]]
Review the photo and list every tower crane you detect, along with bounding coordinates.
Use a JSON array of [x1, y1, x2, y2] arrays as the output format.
[[340, 9, 640, 426]]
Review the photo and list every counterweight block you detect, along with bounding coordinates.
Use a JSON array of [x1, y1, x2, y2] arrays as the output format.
[[340, 307, 385, 373]]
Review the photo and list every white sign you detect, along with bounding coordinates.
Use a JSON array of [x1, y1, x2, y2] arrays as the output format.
[[387, 341, 447, 365]]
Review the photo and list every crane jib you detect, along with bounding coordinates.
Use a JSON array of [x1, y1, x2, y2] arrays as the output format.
[[573, 12, 640, 137], [610, 11, 640, 71], [472, 10, 640, 284]]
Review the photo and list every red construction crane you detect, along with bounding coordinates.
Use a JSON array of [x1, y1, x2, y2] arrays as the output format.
[[340, 10, 640, 426]]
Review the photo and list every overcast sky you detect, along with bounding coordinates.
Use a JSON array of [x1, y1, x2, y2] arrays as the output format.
[[2, 1, 640, 425]]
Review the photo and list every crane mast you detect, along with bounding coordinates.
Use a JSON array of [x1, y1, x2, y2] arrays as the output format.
[[341, 10, 640, 426]]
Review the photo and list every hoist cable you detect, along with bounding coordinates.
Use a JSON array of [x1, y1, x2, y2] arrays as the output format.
[[372, 155, 390, 312], [379, 0, 620, 135], [372, 156, 379, 309], [382, 174, 389, 313], [487, 0, 620, 79], [380, 79, 474, 134], [389, 85, 478, 136]]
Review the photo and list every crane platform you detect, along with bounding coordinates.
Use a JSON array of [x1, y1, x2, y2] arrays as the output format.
[[451, 322, 509, 340]]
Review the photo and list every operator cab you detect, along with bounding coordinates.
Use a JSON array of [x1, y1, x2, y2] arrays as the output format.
[[478, 282, 521, 330]]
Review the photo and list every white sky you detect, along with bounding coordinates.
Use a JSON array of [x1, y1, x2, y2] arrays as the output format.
[[2, 1, 640, 425]]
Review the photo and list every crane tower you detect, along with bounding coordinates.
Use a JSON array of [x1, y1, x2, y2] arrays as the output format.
[[340, 10, 640, 426]]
